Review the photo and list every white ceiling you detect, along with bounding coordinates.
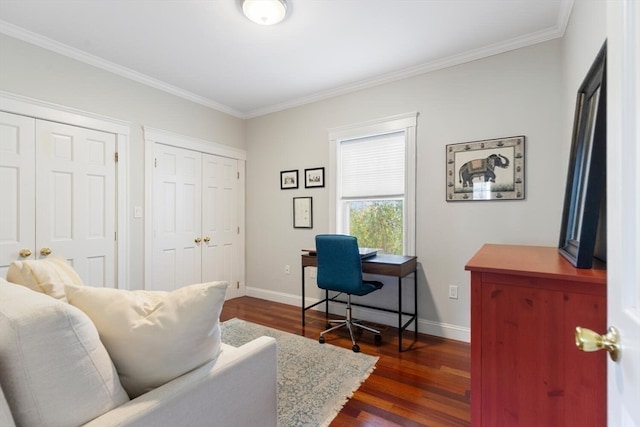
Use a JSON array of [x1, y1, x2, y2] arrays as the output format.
[[0, 0, 572, 118]]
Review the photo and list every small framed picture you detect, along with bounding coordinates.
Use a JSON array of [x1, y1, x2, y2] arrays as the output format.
[[293, 197, 312, 228], [280, 170, 298, 190], [304, 167, 325, 188]]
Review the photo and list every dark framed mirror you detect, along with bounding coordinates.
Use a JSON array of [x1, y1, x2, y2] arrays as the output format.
[[558, 41, 607, 269]]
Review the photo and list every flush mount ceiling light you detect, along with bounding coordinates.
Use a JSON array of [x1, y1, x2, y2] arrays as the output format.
[[242, 0, 287, 26]]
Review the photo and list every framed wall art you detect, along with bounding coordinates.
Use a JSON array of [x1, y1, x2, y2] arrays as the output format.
[[280, 170, 298, 189], [558, 41, 607, 269], [446, 136, 525, 201], [293, 197, 312, 228], [304, 167, 325, 188]]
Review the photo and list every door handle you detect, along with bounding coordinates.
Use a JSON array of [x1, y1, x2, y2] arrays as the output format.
[[575, 326, 620, 361], [40, 247, 52, 256], [195, 237, 202, 244], [203, 236, 211, 243], [19, 248, 32, 258]]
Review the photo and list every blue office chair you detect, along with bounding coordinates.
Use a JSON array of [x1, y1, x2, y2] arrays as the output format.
[[315, 234, 383, 352]]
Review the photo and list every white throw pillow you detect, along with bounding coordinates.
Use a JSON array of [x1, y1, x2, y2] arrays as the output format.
[[64, 281, 229, 398], [0, 278, 129, 427], [6, 257, 84, 301]]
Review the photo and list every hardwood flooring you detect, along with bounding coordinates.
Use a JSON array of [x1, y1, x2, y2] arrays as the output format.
[[220, 297, 471, 427]]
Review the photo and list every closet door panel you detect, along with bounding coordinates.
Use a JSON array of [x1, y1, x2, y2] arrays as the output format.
[[202, 169, 220, 282], [201, 154, 222, 283], [221, 158, 239, 298], [152, 144, 202, 290], [0, 112, 35, 275], [202, 154, 238, 297], [35, 120, 116, 287]]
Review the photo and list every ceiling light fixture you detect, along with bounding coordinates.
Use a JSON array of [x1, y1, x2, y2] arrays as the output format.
[[242, 0, 287, 26]]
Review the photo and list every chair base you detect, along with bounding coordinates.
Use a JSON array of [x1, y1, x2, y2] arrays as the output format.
[[319, 296, 382, 352]]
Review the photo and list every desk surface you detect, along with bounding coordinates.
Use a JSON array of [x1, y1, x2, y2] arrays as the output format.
[[301, 253, 417, 278]]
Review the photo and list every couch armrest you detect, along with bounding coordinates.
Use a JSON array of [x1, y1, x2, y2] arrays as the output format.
[[83, 336, 277, 427]]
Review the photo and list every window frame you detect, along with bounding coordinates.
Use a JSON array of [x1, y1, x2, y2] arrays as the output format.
[[328, 113, 417, 256]]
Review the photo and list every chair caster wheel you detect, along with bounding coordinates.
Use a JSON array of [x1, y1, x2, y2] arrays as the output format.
[[352, 344, 360, 353], [326, 323, 332, 329], [319, 336, 325, 344], [374, 334, 382, 345]]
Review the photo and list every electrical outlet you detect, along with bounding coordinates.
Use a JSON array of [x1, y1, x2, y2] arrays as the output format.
[[449, 285, 458, 299], [284, 265, 290, 275], [309, 267, 316, 279]]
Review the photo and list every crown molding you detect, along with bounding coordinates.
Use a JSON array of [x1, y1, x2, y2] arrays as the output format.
[[0, 20, 244, 119], [244, 2, 574, 118], [1, 0, 574, 120]]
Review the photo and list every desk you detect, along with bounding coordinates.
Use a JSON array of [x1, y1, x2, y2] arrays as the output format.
[[301, 253, 418, 352]]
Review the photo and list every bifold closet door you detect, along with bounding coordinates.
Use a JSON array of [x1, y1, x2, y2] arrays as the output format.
[[0, 112, 117, 286], [0, 112, 36, 277], [35, 120, 117, 286], [152, 143, 203, 290], [201, 154, 239, 297], [151, 144, 239, 293]]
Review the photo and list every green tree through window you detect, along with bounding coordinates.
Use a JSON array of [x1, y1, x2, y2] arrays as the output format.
[[348, 200, 403, 255]]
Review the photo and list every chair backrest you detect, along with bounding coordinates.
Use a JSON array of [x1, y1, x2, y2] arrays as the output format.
[[315, 234, 363, 293]]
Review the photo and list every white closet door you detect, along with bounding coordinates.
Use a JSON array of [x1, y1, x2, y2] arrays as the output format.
[[0, 112, 36, 277], [202, 154, 239, 298], [35, 120, 116, 286], [152, 143, 202, 290]]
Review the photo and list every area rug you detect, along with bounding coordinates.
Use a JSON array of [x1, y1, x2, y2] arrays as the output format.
[[221, 318, 378, 427]]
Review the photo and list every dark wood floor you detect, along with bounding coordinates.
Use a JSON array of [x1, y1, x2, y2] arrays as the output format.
[[221, 297, 471, 427]]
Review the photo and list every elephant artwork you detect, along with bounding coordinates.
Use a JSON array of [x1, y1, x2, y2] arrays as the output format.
[[446, 136, 525, 201], [458, 154, 510, 188]]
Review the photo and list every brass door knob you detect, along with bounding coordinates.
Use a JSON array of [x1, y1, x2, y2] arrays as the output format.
[[195, 237, 202, 244], [203, 236, 211, 243], [575, 326, 620, 361], [40, 247, 52, 256], [19, 248, 32, 258]]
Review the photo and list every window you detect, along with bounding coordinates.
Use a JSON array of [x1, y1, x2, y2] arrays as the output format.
[[329, 113, 417, 255]]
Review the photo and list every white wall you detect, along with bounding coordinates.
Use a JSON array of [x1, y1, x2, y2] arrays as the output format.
[[560, 0, 608, 162], [245, 0, 607, 341], [245, 40, 564, 340], [0, 34, 245, 289]]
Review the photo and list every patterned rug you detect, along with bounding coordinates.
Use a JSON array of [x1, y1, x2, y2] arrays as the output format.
[[221, 318, 378, 427]]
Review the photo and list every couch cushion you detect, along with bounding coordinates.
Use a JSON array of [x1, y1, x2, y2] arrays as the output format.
[[0, 278, 129, 427], [65, 281, 229, 398], [6, 257, 84, 301]]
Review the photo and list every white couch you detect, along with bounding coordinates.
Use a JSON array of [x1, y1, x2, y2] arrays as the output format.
[[0, 262, 278, 427], [81, 338, 278, 427]]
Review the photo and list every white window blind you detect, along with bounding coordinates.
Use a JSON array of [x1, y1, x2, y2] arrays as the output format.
[[340, 131, 405, 198]]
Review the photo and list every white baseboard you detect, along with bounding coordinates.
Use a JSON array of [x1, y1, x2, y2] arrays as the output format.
[[245, 286, 470, 343]]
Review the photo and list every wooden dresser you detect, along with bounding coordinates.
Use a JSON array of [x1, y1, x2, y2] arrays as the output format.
[[465, 244, 607, 427]]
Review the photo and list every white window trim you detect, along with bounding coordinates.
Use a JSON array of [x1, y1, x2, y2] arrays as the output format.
[[328, 112, 418, 255]]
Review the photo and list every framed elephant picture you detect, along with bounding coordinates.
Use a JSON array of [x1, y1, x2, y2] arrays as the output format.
[[446, 136, 525, 201]]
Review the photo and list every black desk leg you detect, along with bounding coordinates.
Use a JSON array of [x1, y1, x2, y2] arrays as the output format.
[[414, 270, 418, 340], [301, 266, 305, 327], [398, 276, 402, 352]]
